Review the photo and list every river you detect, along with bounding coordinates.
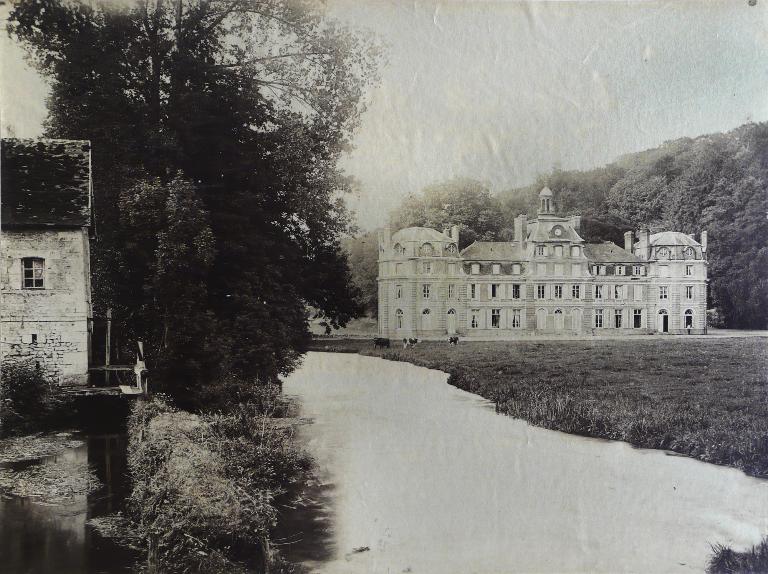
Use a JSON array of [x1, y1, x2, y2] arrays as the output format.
[[279, 352, 768, 574]]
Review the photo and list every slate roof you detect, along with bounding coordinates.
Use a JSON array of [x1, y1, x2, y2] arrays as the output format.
[[583, 241, 642, 263], [527, 220, 584, 243], [1, 138, 92, 228], [391, 226, 451, 243], [634, 231, 700, 250], [461, 241, 525, 260]]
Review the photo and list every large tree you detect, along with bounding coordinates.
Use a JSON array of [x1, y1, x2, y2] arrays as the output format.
[[9, 0, 380, 394]]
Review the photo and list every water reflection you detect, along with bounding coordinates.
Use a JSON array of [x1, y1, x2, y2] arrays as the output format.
[[0, 435, 139, 574], [280, 352, 768, 574]]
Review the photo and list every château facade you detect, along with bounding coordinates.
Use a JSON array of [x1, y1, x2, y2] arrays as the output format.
[[377, 187, 708, 339]]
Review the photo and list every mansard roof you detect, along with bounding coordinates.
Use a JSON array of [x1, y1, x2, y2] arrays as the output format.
[[1, 138, 92, 228], [461, 241, 525, 260], [391, 226, 451, 243], [527, 220, 584, 243], [635, 231, 701, 250], [584, 241, 642, 263]]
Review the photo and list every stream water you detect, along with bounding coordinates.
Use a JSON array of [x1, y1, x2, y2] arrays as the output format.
[[0, 434, 139, 574], [278, 352, 768, 574]]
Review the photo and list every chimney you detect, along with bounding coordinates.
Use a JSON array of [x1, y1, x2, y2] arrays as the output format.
[[515, 215, 528, 244], [639, 228, 650, 260], [701, 230, 708, 255], [570, 215, 581, 233], [443, 227, 450, 238], [624, 230, 633, 252], [450, 225, 460, 245]]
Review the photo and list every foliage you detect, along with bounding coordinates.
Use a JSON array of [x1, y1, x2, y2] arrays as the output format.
[[708, 537, 768, 574], [126, 390, 312, 573], [0, 361, 72, 437], [390, 178, 505, 249], [8, 0, 381, 399], [317, 337, 768, 478], [342, 230, 378, 317]]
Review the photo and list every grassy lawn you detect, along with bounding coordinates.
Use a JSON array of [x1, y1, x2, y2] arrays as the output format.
[[307, 337, 768, 478]]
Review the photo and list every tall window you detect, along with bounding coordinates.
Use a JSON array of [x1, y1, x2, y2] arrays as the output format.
[[571, 263, 581, 276], [659, 286, 668, 300], [511, 309, 521, 328], [490, 284, 499, 299], [616, 265, 626, 276], [595, 285, 603, 299], [554, 264, 563, 276], [448, 263, 456, 275], [572, 285, 580, 299], [634, 285, 643, 301], [395, 309, 403, 329], [537, 263, 547, 275], [686, 285, 693, 299], [684, 309, 694, 329], [422, 284, 431, 299], [633, 309, 642, 328], [395, 285, 402, 299], [598, 265, 606, 275], [420, 243, 434, 256], [492, 264, 501, 275], [422, 261, 432, 274], [685, 265, 694, 277], [395, 263, 403, 274], [448, 284, 455, 299], [511, 284, 521, 299], [512, 264, 521, 274], [659, 265, 670, 277], [554, 245, 563, 257], [471, 309, 480, 328], [491, 309, 501, 328], [570, 246, 580, 257], [633, 265, 642, 275], [22, 258, 44, 289], [595, 309, 604, 328], [537, 284, 546, 299], [470, 284, 477, 300], [615, 309, 623, 328], [471, 263, 480, 275], [554, 285, 563, 299], [614, 285, 623, 300]]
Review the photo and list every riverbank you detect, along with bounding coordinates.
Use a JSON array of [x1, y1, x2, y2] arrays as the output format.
[[307, 337, 768, 478]]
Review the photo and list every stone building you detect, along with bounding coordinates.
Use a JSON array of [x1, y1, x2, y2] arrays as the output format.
[[1, 139, 93, 385], [378, 187, 708, 339]]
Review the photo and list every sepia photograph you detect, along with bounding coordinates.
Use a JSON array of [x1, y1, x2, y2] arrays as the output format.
[[0, 0, 767, 572]]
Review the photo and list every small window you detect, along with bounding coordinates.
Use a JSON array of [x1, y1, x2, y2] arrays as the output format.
[[395, 309, 404, 329], [686, 285, 693, 299], [511, 309, 521, 328], [22, 258, 45, 289], [446, 244, 458, 255], [511, 284, 521, 299], [659, 286, 668, 300], [492, 264, 501, 275], [572, 285, 580, 299], [422, 284, 431, 299], [536, 245, 546, 256], [554, 285, 563, 299], [633, 265, 642, 275], [393, 243, 405, 255], [395, 285, 402, 299], [537, 284, 546, 299], [633, 309, 642, 328], [422, 261, 432, 274], [471, 263, 480, 275], [686, 265, 694, 277], [615, 309, 623, 328], [512, 264, 521, 274], [448, 284, 455, 299], [31, 334, 38, 344], [595, 309, 604, 328], [599, 265, 606, 276], [616, 265, 625, 276], [471, 309, 480, 329], [683, 247, 695, 259], [420, 243, 434, 256], [595, 285, 603, 299], [491, 309, 501, 328], [657, 247, 670, 259]]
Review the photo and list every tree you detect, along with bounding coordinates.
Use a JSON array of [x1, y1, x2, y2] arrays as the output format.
[[343, 230, 379, 317], [9, 0, 381, 392]]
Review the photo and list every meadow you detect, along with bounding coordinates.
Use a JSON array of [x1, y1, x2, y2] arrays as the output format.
[[308, 337, 768, 478]]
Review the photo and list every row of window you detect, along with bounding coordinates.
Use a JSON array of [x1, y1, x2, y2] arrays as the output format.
[[393, 243, 458, 257], [656, 246, 697, 260], [401, 283, 697, 301], [535, 245, 581, 258], [591, 264, 646, 276]]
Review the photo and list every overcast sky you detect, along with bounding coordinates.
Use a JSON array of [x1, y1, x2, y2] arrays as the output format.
[[3, 1, 767, 230]]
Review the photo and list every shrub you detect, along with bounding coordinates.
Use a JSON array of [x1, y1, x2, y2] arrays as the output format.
[[708, 537, 768, 573], [0, 361, 72, 436]]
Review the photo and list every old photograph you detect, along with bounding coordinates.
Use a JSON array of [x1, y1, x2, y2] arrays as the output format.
[[1, 0, 767, 572]]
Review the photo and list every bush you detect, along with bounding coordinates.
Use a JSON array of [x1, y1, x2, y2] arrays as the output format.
[[708, 537, 768, 573], [126, 387, 312, 574], [0, 361, 72, 436]]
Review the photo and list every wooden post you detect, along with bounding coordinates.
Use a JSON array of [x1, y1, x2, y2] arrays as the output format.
[[105, 308, 112, 386]]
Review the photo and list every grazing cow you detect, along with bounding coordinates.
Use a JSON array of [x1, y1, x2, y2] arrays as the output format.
[[448, 336, 459, 346], [373, 337, 390, 349], [402, 337, 419, 349]]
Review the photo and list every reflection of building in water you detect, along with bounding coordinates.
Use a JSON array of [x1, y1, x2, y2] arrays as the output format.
[[378, 187, 708, 338]]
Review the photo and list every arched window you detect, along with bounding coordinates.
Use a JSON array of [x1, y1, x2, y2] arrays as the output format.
[[395, 309, 404, 329], [536, 308, 547, 330], [393, 243, 405, 256], [420, 243, 434, 256], [656, 247, 670, 259], [446, 244, 458, 255], [570, 245, 580, 257], [684, 309, 694, 329], [683, 247, 695, 259], [421, 308, 432, 330]]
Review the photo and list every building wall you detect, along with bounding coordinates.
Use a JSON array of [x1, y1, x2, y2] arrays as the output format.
[[0, 228, 92, 385]]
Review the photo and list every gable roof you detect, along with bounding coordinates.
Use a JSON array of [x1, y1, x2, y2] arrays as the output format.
[[584, 241, 642, 263], [461, 241, 525, 260], [1, 138, 92, 228]]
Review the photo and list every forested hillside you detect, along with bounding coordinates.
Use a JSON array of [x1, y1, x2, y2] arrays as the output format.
[[347, 122, 768, 329]]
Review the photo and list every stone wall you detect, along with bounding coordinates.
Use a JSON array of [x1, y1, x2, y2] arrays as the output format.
[[1, 228, 91, 385]]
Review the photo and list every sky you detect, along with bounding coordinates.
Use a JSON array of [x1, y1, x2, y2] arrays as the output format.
[[2, 1, 768, 230]]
